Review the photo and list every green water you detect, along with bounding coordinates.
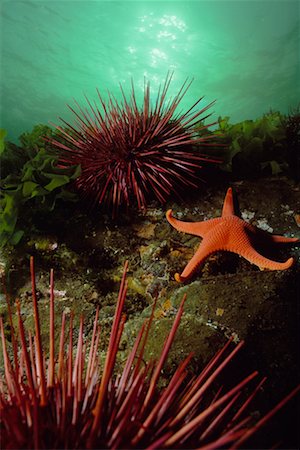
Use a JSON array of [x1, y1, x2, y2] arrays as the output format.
[[1, 0, 299, 142]]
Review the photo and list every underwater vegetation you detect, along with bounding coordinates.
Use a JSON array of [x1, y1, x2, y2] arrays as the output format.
[[284, 105, 300, 182], [1, 258, 299, 449], [0, 108, 298, 250], [49, 73, 220, 216], [196, 110, 299, 180], [0, 126, 80, 248]]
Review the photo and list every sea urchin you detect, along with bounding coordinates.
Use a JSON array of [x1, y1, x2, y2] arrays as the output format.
[[49, 73, 220, 215], [1, 258, 299, 449]]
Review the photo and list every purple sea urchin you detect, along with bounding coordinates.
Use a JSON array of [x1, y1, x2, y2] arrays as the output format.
[[49, 73, 220, 215], [0, 258, 299, 449]]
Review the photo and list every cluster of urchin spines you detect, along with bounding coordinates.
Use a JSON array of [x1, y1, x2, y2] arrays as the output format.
[[1, 257, 299, 449], [49, 73, 221, 215]]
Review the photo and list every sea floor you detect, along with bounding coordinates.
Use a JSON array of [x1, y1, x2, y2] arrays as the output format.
[[1, 175, 300, 448]]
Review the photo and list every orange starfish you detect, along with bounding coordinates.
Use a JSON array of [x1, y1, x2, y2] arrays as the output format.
[[166, 187, 299, 282]]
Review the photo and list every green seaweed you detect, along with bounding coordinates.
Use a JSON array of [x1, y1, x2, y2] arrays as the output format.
[[1, 109, 298, 250], [19, 124, 54, 152], [197, 111, 290, 178], [0, 126, 80, 248], [0, 129, 7, 154], [283, 105, 300, 181]]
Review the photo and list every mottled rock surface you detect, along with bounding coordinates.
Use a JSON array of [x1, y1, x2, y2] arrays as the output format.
[[1, 176, 299, 447]]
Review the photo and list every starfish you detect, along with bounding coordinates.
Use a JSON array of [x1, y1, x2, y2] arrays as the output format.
[[166, 187, 299, 282]]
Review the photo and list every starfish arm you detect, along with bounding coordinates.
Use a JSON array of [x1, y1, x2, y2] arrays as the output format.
[[168, 187, 297, 282], [166, 210, 220, 237], [221, 187, 235, 217], [270, 235, 299, 244], [174, 240, 218, 282], [246, 223, 300, 245], [236, 246, 295, 270]]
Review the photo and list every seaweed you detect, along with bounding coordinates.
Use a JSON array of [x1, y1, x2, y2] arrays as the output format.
[[283, 105, 300, 181], [1, 109, 298, 250], [196, 111, 293, 179], [0, 126, 80, 248]]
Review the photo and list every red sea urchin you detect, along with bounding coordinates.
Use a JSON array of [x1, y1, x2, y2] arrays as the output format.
[[1, 258, 299, 449], [49, 73, 220, 215]]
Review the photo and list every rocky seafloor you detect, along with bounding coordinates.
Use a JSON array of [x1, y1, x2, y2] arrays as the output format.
[[1, 175, 299, 448]]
